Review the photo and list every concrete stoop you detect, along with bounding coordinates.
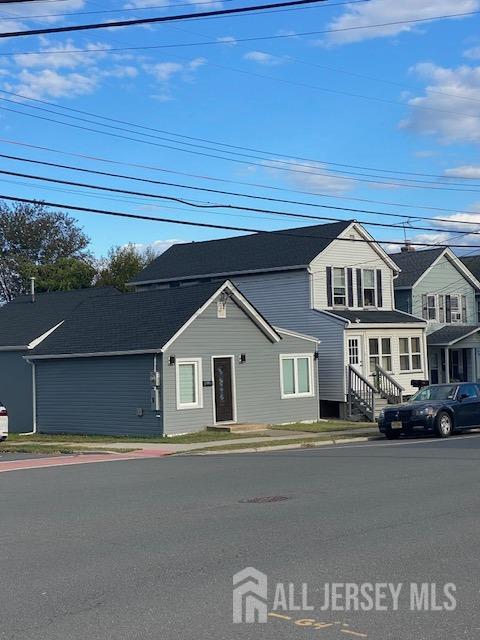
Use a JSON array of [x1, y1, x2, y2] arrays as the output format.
[[207, 423, 269, 434]]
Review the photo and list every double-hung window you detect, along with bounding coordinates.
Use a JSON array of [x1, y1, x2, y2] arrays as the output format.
[[176, 358, 203, 409], [399, 337, 422, 372], [450, 295, 462, 323], [362, 269, 376, 307], [368, 337, 392, 372], [427, 295, 437, 320], [280, 354, 314, 398], [333, 268, 346, 306]]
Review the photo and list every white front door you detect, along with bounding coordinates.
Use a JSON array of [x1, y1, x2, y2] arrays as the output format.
[[348, 335, 364, 376]]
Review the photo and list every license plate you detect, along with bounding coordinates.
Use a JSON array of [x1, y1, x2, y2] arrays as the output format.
[[391, 421, 402, 429]]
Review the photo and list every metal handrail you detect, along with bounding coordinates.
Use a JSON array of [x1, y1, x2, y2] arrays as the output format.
[[348, 365, 376, 421]]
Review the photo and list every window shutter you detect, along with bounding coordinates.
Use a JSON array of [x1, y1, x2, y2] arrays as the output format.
[[376, 269, 383, 308], [462, 295, 467, 323], [347, 268, 354, 307], [421, 294, 428, 319], [326, 266, 333, 307], [356, 269, 362, 307], [445, 295, 452, 323], [439, 295, 445, 323]]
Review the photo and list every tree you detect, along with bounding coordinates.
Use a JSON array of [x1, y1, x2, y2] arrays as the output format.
[[25, 257, 96, 293], [96, 244, 156, 292], [0, 201, 90, 302]]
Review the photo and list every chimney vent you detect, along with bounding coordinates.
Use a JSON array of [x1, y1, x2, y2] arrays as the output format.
[[400, 242, 416, 253]]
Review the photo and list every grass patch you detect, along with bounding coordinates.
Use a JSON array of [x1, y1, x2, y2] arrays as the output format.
[[190, 433, 373, 453], [8, 430, 271, 444], [0, 444, 138, 455], [270, 420, 374, 433]]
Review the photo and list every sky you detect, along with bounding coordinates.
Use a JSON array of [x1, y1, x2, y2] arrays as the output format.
[[2, 0, 480, 258]]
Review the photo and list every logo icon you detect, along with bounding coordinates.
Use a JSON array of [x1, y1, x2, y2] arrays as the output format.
[[233, 567, 268, 623]]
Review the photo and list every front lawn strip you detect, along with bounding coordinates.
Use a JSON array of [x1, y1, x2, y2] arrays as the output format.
[[7, 431, 271, 444], [188, 433, 377, 453], [0, 444, 139, 455], [269, 421, 374, 433]]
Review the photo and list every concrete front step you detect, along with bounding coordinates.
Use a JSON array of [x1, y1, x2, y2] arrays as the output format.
[[207, 423, 269, 434]]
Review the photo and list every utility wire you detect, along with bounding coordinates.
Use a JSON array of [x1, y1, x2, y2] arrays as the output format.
[[3, 193, 480, 249], [4, 99, 480, 194], [0, 86, 477, 184], [5, 136, 480, 221], [4, 154, 480, 234], [0, 0, 332, 38]]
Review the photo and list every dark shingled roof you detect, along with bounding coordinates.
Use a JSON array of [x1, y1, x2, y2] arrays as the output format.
[[330, 309, 425, 324], [427, 325, 480, 346], [460, 255, 480, 281], [131, 220, 353, 284], [31, 281, 230, 357], [0, 287, 120, 348], [389, 248, 445, 288]]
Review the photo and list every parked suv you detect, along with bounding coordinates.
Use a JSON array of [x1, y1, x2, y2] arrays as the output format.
[[0, 401, 7, 441], [378, 383, 480, 439]]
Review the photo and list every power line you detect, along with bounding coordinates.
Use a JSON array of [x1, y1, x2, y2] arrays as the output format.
[[3, 165, 480, 240], [9, 0, 368, 22], [0, 86, 477, 185], [0, 0, 332, 39], [4, 153, 480, 233], [5, 99, 480, 194], [3, 193, 480, 249], [5, 136, 480, 221]]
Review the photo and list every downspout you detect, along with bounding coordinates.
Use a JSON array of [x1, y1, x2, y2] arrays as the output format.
[[18, 358, 37, 435]]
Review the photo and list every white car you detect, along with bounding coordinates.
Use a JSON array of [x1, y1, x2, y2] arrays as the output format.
[[0, 402, 8, 441]]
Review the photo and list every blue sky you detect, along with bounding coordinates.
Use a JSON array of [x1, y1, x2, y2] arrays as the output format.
[[2, 0, 480, 257]]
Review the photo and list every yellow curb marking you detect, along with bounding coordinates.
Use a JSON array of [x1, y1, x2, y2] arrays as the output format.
[[341, 630, 368, 638], [268, 612, 292, 620]]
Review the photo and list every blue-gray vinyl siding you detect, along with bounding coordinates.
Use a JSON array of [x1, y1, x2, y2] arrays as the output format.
[[393, 289, 412, 315], [230, 271, 347, 402], [162, 294, 318, 435], [0, 350, 33, 432], [35, 354, 163, 436]]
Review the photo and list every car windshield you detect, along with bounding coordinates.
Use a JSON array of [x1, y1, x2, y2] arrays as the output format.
[[410, 385, 457, 402]]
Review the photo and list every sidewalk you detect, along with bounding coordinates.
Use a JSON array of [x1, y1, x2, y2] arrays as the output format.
[[11, 427, 379, 455]]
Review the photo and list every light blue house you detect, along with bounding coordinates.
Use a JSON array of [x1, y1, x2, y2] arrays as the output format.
[[390, 247, 480, 384], [131, 221, 428, 421]]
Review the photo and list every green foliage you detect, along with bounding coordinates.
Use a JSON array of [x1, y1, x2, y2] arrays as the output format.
[[96, 244, 156, 292], [24, 257, 96, 293], [0, 201, 90, 302]]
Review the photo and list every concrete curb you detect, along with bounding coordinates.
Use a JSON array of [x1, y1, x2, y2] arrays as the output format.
[[179, 435, 384, 456]]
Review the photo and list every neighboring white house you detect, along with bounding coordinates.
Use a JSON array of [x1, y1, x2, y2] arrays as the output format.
[[130, 220, 428, 420]]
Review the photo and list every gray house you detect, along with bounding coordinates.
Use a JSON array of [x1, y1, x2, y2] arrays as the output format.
[[28, 281, 319, 436], [391, 247, 480, 383], [0, 287, 119, 432], [130, 221, 427, 421]]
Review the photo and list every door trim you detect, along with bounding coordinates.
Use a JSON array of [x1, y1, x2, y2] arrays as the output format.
[[211, 355, 237, 425], [347, 334, 364, 377]]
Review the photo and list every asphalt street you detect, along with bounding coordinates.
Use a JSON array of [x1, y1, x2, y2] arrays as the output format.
[[1, 434, 480, 640]]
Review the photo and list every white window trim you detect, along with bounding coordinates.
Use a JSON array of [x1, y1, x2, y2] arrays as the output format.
[[362, 268, 377, 308], [279, 354, 315, 399], [426, 294, 438, 322], [176, 358, 203, 410], [331, 266, 347, 307], [399, 337, 423, 373], [449, 294, 462, 324], [368, 336, 393, 373]]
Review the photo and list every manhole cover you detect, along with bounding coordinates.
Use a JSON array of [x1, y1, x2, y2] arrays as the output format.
[[239, 496, 290, 504]]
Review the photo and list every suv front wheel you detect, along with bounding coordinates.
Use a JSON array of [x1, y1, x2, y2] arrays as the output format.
[[435, 411, 453, 438]]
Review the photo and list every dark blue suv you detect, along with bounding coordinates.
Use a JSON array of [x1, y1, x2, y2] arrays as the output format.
[[378, 383, 480, 439]]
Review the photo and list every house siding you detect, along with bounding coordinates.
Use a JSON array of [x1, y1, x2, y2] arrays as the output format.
[[0, 350, 33, 432], [162, 293, 318, 434], [35, 354, 163, 436], [310, 226, 394, 311], [229, 271, 347, 403], [414, 255, 477, 332]]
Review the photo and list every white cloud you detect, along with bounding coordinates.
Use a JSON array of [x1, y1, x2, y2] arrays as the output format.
[[13, 40, 109, 70], [400, 62, 480, 144], [217, 36, 237, 46], [445, 165, 480, 178], [243, 51, 287, 66], [263, 159, 357, 195], [145, 57, 206, 83], [130, 238, 185, 255], [464, 45, 480, 59], [322, 0, 480, 46], [6, 69, 97, 100], [413, 149, 438, 158]]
